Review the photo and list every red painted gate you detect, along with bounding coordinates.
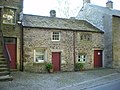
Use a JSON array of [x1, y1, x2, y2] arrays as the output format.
[[4, 38, 17, 69], [94, 50, 103, 68], [52, 52, 61, 71]]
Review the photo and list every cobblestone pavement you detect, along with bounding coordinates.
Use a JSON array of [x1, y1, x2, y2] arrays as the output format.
[[0, 69, 120, 90]]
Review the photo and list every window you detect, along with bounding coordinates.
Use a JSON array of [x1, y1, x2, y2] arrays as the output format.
[[34, 49, 46, 63], [52, 32, 60, 41], [3, 8, 16, 24], [4, 37, 16, 44], [78, 54, 86, 63], [80, 34, 92, 41]]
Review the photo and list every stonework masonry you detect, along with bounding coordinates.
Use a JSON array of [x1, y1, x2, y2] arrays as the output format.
[[112, 16, 120, 68], [23, 28, 104, 72], [0, 0, 23, 70]]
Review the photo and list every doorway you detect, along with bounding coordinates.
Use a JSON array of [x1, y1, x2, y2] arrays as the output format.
[[4, 37, 17, 69], [52, 52, 61, 71], [94, 50, 103, 68]]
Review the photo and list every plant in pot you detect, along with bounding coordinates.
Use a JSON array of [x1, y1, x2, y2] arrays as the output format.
[[79, 63, 85, 71], [45, 63, 53, 73], [75, 63, 84, 71]]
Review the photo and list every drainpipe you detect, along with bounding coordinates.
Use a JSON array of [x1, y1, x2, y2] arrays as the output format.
[[18, 21, 24, 71], [18, 9, 24, 71], [73, 31, 76, 70], [20, 23, 24, 71]]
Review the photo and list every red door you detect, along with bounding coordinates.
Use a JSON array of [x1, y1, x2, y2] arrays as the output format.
[[52, 52, 60, 71], [4, 38, 17, 69], [94, 50, 102, 68]]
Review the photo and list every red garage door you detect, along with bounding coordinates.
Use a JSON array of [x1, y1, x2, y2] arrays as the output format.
[[94, 50, 103, 68], [4, 37, 17, 69], [52, 52, 61, 71]]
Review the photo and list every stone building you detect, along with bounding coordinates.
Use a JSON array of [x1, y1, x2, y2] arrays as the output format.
[[76, 0, 120, 68], [0, 0, 23, 79], [112, 15, 120, 68], [22, 13, 104, 72]]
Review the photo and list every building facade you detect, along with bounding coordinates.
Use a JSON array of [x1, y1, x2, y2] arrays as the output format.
[[22, 14, 104, 72], [112, 15, 120, 68], [0, 0, 23, 70], [76, 0, 120, 68]]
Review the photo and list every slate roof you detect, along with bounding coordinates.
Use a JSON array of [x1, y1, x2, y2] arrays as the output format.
[[22, 14, 103, 33], [76, 3, 120, 30]]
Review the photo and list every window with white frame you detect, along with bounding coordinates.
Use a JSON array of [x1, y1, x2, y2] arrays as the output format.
[[78, 54, 86, 63], [52, 32, 60, 41], [3, 8, 16, 24], [34, 49, 46, 63]]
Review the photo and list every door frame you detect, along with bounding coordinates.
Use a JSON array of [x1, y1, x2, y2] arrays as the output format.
[[4, 37, 17, 69], [93, 48, 103, 68], [52, 52, 61, 71]]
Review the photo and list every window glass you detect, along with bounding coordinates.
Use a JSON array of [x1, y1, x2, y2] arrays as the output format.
[[4, 37, 16, 44], [52, 32, 60, 41], [78, 54, 86, 63], [34, 49, 45, 63]]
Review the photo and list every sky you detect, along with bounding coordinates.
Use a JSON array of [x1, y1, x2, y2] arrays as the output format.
[[23, 0, 120, 18]]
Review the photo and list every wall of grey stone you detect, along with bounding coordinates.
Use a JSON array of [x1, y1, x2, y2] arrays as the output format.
[[112, 16, 120, 68], [76, 4, 115, 68], [23, 27, 104, 72], [23, 28, 74, 72], [0, 0, 22, 70], [103, 14, 113, 68], [75, 32, 104, 69]]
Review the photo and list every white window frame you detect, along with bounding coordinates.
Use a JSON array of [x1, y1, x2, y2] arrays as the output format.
[[78, 54, 86, 63], [34, 49, 46, 63], [51, 32, 60, 41]]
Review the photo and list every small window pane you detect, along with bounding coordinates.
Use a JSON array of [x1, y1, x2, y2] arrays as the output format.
[[35, 49, 45, 63], [52, 32, 60, 41], [78, 54, 86, 63]]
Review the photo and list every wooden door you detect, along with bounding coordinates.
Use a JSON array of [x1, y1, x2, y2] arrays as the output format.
[[4, 37, 17, 69], [94, 50, 102, 68], [52, 52, 60, 71]]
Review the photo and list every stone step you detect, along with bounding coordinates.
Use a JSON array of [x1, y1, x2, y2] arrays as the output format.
[[0, 57, 6, 61], [0, 67, 9, 71], [0, 71, 10, 76], [0, 49, 3, 52], [0, 75, 13, 81], [0, 52, 3, 55], [0, 64, 7, 68], [0, 60, 7, 64], [0, 54, 4, 57]]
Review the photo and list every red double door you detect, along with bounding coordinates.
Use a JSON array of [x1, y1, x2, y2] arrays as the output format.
[[94, 50, 103, 68], [4, 38, 17, 69], [52, 52, 61, 71]]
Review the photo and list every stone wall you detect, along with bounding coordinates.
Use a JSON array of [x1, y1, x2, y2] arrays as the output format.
[[23, 27, 104, 72], [103, 14, 113, 68], [0, 0, 22, 70], [23, 28, 74, 72], [76, 4, 120, 68], [112, 16, 120, 68], [75, 32, 104, 69]]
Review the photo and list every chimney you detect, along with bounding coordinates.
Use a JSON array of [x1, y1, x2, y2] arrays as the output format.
[[50, 10, 56, 17], [83, 0, 90, 6], [106, 0, 113, 9]]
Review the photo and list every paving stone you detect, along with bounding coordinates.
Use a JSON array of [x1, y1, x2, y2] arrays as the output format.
[[0, 69, 120, 90]]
